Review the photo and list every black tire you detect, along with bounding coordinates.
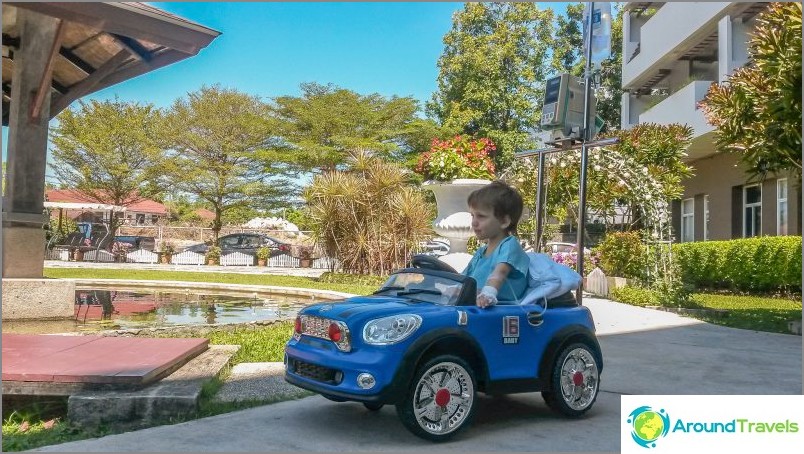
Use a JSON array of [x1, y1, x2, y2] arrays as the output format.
[[542, 342, 600, 417], [363, 402, 384, 411], [395, 355, 476, 442]]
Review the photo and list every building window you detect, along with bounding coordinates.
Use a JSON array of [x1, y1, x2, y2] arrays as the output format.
[[743, 184, 761, 237], [703, 195, 710, 241], [777, 178, 788, 236], [681, 198, 694, 242]]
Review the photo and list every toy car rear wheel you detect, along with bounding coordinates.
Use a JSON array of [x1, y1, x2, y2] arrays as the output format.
[[396, 355, 476, 442], [542, 343, 600, 417], [363, 402, 384, 411]]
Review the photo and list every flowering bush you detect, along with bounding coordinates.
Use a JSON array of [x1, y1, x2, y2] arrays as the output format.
[[550, 250, 601, 276], [415, 136, 496, 181]]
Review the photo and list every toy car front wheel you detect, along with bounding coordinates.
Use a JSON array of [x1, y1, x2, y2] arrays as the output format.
[[542, 343, 600, 417], [396, 355, 476, 442]]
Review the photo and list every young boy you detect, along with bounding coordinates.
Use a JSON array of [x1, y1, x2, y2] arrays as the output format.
[[464, 180, 530, 308]]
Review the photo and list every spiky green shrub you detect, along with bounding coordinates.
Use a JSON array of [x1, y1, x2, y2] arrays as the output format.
[[305, 149, 435, 275]]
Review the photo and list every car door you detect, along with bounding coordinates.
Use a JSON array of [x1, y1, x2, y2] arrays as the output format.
[[464, 304, 546, 381]]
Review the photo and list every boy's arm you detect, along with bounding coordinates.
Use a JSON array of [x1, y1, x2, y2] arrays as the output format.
[[477, 262, 511, 308]]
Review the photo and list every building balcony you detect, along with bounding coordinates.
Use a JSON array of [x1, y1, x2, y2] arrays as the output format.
[[623, 2, 732, 89], [638, 80, 715, 137]]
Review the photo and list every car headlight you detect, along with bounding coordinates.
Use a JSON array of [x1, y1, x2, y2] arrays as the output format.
[[362, 314, 422, 345]]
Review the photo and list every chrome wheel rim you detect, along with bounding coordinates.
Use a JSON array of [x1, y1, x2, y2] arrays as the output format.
[[412, 361, 474, 435], [559, 347, 599, 411]]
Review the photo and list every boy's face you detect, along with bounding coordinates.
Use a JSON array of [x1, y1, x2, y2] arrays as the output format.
[[469, 204, 511, 241]]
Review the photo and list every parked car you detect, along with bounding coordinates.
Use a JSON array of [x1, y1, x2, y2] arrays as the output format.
[[285, 255, 602, 441], [113, 235, 156, 251], [182, 233, 290, 256]]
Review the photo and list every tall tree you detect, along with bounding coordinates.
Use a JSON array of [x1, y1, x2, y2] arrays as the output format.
[[427, 3, 556, 170], [162, 85, 291, 243], [49, 98, 165, 233], [700, 2, 802, 181], [272, 82, 421, 174]]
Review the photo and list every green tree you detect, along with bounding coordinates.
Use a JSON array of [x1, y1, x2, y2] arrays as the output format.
[[427, 3, 556, 170], [700, 2, 802, 180], [162, 85, 292, 243], [272, 82, 421, 174], [49, 98, 165, 234]]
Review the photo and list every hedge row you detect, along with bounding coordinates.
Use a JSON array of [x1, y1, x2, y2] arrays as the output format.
[[674, 236, 802, 293]]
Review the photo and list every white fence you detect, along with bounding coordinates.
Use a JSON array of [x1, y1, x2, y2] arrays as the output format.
[[82, 250, 115, 262], [46, 246, 339, 270], [126, 249, 159, 264], [220, 252, 255, 266], [170, 251, 205, 265]]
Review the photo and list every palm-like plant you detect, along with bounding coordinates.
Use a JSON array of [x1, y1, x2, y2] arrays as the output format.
[[305, 149, 434, 275]]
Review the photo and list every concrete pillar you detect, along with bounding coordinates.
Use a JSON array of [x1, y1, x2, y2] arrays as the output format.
[[717, 15, 733, 84], [2, 9, 59, 279]]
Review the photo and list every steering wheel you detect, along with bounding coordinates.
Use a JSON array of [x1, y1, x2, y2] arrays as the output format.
[[409, 254, 458, 274]]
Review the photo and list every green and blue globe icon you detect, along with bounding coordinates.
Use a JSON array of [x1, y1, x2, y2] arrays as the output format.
[[627, 406, 670, 448]]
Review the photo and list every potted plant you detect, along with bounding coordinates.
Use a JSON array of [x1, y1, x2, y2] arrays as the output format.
[[160, 243, 176, 264], [297, 245, 314, 268], [415, 136, 496, 260], [206, 246, 221, 265], [256, 246, 271, 266]]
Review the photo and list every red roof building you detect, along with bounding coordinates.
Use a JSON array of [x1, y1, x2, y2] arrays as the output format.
[[46, 189, 168, 225]]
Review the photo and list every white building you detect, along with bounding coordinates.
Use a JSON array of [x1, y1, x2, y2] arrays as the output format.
[[621, 2, 800, 241]]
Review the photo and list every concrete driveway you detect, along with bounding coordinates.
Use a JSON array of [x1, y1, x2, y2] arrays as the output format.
[[33, 298, 802, 452]]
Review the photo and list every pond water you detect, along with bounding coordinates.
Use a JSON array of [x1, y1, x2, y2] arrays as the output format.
[[2, 288, 338, 334]]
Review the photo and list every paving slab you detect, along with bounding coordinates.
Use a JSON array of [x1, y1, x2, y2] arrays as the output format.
[[67, 344, 239, 429], [2, 334, 208, 392]]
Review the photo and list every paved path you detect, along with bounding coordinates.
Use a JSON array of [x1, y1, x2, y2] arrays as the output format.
[[32, 297, 802, 452], [44, 260, 327, 278]]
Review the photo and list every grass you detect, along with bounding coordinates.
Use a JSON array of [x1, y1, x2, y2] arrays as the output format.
[[609, 286, 802, 334], [43, 267, 377, 296], [688, 293, 802, 334]]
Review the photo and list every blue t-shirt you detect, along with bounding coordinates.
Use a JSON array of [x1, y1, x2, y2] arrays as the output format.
[[464, 235, 530, 304]]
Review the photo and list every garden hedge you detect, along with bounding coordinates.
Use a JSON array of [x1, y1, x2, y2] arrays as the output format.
[[674, 236, 801, 293]]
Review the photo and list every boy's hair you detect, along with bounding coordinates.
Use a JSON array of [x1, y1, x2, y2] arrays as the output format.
[[467, 180, 524, 235]]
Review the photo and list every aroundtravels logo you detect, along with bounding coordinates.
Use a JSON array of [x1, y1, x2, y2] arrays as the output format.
[[622, 396, 804, 452], [627, 406, 670, 448]]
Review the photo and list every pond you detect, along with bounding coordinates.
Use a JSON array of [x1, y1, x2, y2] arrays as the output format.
[[2, 288, 339, 334]]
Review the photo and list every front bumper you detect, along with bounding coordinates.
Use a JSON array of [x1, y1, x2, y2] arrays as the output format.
[[284, 336, 407, 404]]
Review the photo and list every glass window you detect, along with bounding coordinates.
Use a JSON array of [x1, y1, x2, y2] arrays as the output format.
[[777, 179, 788, 236], [743, 184, 762, 237], [681, 198, 694, 242], [703, 195, 710, 241]]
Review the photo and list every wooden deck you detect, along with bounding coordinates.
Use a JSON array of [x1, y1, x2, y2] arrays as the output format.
[[1, 334, 208, 395]]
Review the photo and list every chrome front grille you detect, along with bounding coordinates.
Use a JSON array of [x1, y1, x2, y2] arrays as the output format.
[[300, 315, 331, 340]]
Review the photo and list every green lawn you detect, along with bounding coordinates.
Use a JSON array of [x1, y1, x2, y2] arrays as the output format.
[[610, 285, 801, 335], [689, 293, 802, 334]]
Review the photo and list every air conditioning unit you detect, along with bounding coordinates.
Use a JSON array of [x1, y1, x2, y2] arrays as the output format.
[[540, 73, 598, 141]]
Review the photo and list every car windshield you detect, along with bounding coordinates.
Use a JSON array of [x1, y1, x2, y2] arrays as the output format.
[[374, 271, 465, 306]]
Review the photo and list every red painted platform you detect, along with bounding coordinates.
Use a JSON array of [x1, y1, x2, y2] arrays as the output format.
[[1, 334, 208, 388]]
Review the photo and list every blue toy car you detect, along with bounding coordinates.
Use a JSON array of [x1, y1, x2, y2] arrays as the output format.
[[284, 255, 603, 441]]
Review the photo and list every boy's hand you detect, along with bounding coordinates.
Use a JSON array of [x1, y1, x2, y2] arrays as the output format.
[[476, 285, 498, 308]]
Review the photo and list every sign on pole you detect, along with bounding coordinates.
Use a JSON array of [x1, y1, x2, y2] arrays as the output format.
[[583, 2, 612, 68]]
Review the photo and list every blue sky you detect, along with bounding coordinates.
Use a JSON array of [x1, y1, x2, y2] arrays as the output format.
[[2, 1, 571, 163]]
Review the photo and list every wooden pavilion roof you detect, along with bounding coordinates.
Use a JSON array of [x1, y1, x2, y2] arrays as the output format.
[[1, 2, 221, 125]]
